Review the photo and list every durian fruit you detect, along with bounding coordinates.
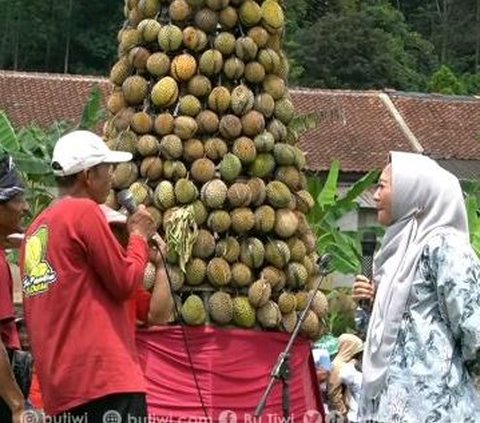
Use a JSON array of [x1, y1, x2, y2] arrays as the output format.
[[183, 138, 204, 162], [151, 77, 179, 107], [301, 310, 321, 339], [140, 157, 163, 180], [154, 113, 174, 135], [201, 179, 228, 209], [191, 158, 215, 183], [215, 237, 240, 263], [208, 291, 234, 325], [192, 229, 216, 258], [278, 292, 296, 314], [122, 76, 148, 105], [257, 301, 281, 329], [147, 53, 171, 77], [105, 0, 329, 340], [207, 210, 231, 233], [112, 162, 138, 189], [231, 263, 253, 287], [174, 178, 198, 204], [309, 289, 329, 319], [167, 264, 186, 291], [181, 294, 207, 325], [207, 257, 231, 286], [265, 239, 290, 269], [129, 181, 152, 206], [230, 208, 255, 233], [185, 258, 207, 286], [240, 237, 265, 269], [227, 183, 252, 208], [254, 205, 275, 233], [281, 311, 297, 333], [232, 297, 256, 328], [171, 53, 197, 81], [248, 279, 271, 307]]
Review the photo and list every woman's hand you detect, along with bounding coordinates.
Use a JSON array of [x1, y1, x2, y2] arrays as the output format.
[[352, 274, 375, 304]]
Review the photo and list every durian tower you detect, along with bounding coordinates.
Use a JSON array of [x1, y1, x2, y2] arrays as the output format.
[[104, 0, 328, 339]]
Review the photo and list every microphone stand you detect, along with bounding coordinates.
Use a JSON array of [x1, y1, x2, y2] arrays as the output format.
[[254, 255, 332, 419]]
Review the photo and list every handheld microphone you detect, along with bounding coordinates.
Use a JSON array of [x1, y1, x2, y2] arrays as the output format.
[[117, 189, 165, 250], [359, 231, 376, 310]]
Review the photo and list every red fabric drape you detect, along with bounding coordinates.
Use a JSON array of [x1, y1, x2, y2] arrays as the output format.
[[136, 326, 325, 423]]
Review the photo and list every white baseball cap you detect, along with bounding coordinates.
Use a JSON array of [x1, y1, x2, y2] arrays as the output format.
[[51, 130, 132, 176]]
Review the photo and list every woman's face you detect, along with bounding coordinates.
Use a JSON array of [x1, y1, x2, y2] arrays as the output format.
[[373, 164, 393, 226]]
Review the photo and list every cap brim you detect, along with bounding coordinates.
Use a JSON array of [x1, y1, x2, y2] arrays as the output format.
[[104, 151, 132, 164]]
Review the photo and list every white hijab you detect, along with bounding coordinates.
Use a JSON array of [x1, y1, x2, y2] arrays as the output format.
[[362, 151, 469, 399]]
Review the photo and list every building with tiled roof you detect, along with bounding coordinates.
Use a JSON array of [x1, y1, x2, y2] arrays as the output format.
[[1, 70, 480, 180]]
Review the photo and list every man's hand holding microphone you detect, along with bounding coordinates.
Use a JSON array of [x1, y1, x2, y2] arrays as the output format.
[[127, 204, 157, 242]]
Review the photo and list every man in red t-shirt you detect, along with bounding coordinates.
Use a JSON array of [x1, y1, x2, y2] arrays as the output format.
[[20, 131, 156, 422], [0, 155, 28, 423]]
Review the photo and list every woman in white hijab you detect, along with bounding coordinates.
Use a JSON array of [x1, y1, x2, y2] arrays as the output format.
[[353, 151, 480, 422]]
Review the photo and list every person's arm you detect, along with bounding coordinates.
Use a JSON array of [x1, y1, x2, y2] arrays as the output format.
[[0, 340, 24, 422], [429, 233, 480, 375], [80, 202, 153, 301], [147, 252, 173, 325]]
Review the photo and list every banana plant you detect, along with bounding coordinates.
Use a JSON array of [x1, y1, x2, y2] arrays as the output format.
[[0, 85, 105, 225], [307, 160, 380, 274]]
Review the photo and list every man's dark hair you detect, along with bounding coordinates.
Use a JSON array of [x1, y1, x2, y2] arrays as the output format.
[[54, 173, 80, 189]]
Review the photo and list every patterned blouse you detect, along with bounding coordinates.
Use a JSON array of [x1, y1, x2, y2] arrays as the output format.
[[359, 232, 480, 423]]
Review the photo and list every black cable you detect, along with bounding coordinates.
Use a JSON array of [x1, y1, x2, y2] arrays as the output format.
[[157, 247, 209, 419]]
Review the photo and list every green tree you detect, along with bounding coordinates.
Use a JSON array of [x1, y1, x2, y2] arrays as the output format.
[[427, 65, 466, 95], [0, 0, 122, 74], [288, 2, 437, 90], [461, 73, 480, 95], [389, 0, 480, 76]]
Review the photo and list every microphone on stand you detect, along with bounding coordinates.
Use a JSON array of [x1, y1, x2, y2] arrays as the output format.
[[359, 231, 376, 311], [117, 189, 165, 251], [317, 253, 333, 275]]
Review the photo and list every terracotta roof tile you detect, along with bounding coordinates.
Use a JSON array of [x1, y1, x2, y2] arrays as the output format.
[[389, 93, 480, 161], [0, 70, 109, 129], [290, 88, 414, 172]]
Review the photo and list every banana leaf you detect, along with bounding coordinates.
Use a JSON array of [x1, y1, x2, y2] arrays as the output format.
[[334, 169, 380, 216], [315, 159, 339, 209], [11, 151, 52, 175], [0, 111, 19, 152], [78, 85, 105, 130]]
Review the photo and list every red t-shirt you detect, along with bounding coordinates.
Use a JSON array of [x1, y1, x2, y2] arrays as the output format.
[[130, 287, 152, 328], [20, 197, 149, 416], [0, 249, 20, 350]]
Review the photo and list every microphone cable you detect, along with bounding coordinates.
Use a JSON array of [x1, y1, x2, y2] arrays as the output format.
[[156, 238, 210, 419], [117, 187, 209, 419]]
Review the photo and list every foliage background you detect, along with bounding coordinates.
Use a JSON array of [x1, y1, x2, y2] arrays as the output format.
[[0, 0, 479, 94]]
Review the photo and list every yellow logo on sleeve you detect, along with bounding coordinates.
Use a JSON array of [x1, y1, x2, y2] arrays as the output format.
[[23, 226, 57, 296]]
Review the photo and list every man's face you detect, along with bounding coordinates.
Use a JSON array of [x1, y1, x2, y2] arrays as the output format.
[[373, 164, 393, 226], [0, 194, 29, 236], [85, 163, 113, 204]]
